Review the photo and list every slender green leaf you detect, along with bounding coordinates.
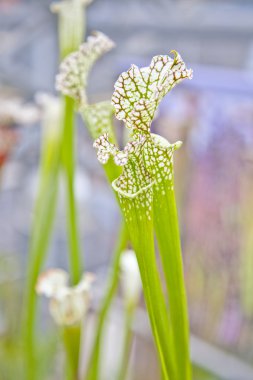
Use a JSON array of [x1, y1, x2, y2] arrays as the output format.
[[61, 95, 83, 285], [85, 222, 128, 380], [63, 325, 81, 379], [154, 182, 191, 379], [119, 192, 176, 380]]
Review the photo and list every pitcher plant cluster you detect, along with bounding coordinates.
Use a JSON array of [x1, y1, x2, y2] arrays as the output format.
[[20, 0, 193, 379]]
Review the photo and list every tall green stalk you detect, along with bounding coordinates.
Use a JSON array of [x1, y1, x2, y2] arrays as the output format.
[[56, 0, 89, 285], [85, 222, 128, 380], [154, 183, 191, 379], [61, 96, 82, 285], [119, 193, 176, 380], [63, 325, 81, 380], [54, 1, 91, 376], [24, 181, 60, 380]]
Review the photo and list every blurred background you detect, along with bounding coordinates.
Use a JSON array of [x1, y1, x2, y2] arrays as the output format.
[[0, 0, 253, 379]]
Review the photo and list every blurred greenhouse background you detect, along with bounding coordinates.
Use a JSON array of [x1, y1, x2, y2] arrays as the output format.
[[1, 0, 253, 379]]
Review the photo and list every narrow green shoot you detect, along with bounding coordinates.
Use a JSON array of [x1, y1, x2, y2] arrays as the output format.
[[63, 325, 81, 380], [153, 170, 191, 379], [85, 223, 128, 380], [115, 182, 176, 380], [61, 95, 82, 285], [53, 0, 93, 285], [50, 2, 91, 375]]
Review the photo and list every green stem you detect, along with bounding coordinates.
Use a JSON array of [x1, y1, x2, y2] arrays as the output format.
[[22, 170, 60, 380], [153, 183, 191, 380], [85, 222, 128, 380], [57, 8, 86, 376], [62, 96, 83, 285], [117, 302, 135, 380], [63, 325, 81, 380], [120, 193, 176, 380]]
